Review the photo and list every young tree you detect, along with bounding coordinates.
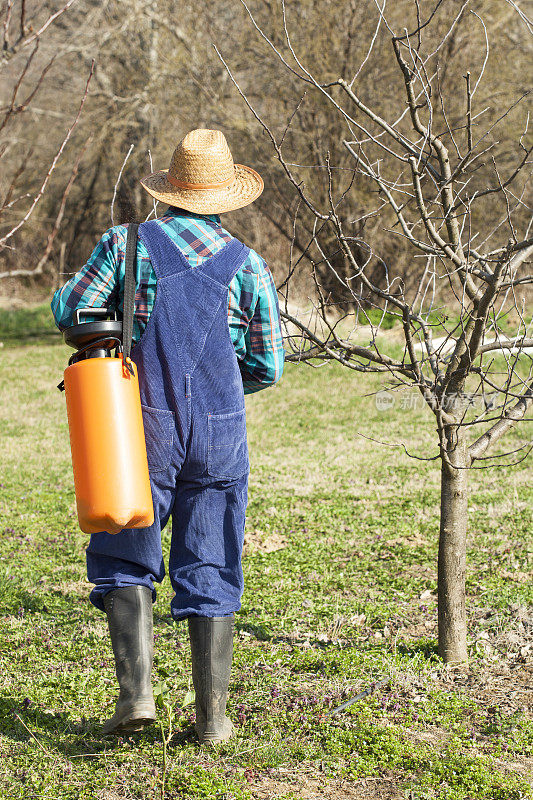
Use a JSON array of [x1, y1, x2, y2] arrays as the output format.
[[217, 0, 533, 663]]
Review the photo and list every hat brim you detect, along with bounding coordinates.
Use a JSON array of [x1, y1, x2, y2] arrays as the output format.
[[140, 164, 264, 214]]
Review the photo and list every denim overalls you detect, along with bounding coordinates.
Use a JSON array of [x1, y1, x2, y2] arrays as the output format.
[[86, 221, 250, 619]]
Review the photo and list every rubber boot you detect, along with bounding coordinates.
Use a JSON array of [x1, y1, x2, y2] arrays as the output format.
[[102, 585, 156, 734], [188, 615, 234, 744]]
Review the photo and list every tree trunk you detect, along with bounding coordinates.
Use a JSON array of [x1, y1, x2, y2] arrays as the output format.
[[438, 427, 469, 664]]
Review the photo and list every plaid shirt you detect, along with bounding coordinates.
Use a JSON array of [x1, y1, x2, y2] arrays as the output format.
[[51, 208, 284, 393]]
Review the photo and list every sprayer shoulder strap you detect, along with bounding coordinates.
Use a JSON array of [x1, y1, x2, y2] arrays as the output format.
[[123, 222, 139, 361]]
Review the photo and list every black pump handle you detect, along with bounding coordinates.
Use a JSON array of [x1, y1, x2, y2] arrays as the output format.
[[74, 307, 118, 325]]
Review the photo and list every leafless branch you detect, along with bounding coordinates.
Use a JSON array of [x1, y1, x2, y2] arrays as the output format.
[[110, 142, 135, 227], [0, 59, 94, 260]]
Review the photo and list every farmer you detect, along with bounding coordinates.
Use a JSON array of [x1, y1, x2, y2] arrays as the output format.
[[51, 129, 284, 743]]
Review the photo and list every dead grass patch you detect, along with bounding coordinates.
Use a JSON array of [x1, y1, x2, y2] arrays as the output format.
[[58, 578, 92, 597], [252, 773, 404, 800], [244, 528, 289, 555]]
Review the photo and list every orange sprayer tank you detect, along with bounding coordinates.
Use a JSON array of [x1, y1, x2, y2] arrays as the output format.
[[64, 356, 153, 535], [61, 308, 153, 535]]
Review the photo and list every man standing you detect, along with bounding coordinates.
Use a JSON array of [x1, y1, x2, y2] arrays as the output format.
[[51, 130, 284, 743]]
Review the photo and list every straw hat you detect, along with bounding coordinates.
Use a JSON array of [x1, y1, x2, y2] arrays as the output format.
[[140, 129, 264, 214]]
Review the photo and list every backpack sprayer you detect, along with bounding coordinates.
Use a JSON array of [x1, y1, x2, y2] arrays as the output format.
[[58, 223, 154, 535]]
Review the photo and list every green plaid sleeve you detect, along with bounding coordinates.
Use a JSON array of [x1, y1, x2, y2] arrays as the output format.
[[51, 226, 125, 330], [229, 249, 285, 394]]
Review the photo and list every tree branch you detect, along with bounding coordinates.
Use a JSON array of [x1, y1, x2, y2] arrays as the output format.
[[469, 380, 533, 460]]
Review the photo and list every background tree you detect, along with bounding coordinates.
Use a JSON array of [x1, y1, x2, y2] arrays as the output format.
[[4, 0, 530, 294], [0, 0, 93, 281]]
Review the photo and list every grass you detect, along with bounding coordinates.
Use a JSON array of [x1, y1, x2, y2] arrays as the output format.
[[0, 303, 531, 800]]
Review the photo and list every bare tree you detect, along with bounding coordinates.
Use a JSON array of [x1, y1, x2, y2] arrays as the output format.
[[217, 0, 533, 663], [0, 0, 93, 280]]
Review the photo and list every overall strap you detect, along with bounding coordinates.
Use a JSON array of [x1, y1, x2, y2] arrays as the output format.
[[197, 238, 249, 288], [123, 222, 139, 362], [138, 220, 191, 279]]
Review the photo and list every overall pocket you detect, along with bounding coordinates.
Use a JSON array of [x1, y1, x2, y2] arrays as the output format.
[[207, 408, 249, 480], [141, 405, 174, 472]]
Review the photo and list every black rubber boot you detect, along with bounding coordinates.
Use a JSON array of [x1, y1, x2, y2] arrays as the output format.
[[102, 585, 156, 735], [188, 615, 234, 744]]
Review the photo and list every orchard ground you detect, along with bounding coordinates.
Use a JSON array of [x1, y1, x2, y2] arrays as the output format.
[[0, 304, 531, 800]]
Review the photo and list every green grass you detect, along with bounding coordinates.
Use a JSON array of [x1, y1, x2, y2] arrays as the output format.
[[0, 302, 59, 348], [0, 303, 531, 800]]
